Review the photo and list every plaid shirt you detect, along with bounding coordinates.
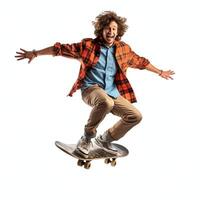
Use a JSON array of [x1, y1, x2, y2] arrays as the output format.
[[53, 38, 150, 103]]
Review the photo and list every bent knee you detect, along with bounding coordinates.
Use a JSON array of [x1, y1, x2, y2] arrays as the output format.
[[125, 111, 143, 124], [135, 112, 143, 123], [99, 98, 114, 111]]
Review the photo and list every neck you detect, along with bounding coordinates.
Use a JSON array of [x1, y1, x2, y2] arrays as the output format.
[[104, 43, 113, 48]]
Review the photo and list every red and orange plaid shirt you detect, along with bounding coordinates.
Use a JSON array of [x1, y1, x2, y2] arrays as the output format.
[[53, 37, 150, 103]]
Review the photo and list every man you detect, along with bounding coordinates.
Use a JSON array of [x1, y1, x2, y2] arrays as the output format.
[[15, 11, 174, 157]]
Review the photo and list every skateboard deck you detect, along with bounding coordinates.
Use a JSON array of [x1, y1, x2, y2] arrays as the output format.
[[55, 141, 129, 169]]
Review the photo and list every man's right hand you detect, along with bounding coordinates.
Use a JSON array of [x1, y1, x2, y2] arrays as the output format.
[[15, 48, 37, 64]]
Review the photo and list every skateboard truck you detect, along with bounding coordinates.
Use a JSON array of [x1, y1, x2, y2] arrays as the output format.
[[77, 160, 91, 169]]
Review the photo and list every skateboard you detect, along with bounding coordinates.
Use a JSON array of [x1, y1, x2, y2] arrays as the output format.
[[55, 141, 129, 169]]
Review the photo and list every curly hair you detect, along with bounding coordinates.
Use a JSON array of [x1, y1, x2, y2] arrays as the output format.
[[93, 11, 128, 41]]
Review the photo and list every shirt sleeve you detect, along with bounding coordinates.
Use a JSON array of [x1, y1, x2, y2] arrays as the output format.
[[53, 41, 83, 59], [128, 47, 150, 70]]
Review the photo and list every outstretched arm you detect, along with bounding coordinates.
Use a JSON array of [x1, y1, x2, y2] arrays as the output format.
[[15, 46, 55, 64], [15, 41, 83, 64], [146, 63, 175, 80], [127, 45, 175, 79]]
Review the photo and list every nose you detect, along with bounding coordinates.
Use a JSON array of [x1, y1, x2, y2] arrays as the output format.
[[108, 28, 113, 35]]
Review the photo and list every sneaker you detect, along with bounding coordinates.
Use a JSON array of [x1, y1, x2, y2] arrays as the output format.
[[76, 136, 92, 156], [94, 135, 118, 154]]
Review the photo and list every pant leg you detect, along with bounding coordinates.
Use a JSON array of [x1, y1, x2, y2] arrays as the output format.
[[108, 95, 142, 140], [81, 85, 114, 139]]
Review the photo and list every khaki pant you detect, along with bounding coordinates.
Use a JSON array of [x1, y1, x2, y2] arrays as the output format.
[[82, 85, 142, 140]]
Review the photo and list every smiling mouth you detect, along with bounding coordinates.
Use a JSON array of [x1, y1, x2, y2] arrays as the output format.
[[106, 35, 115, 39]]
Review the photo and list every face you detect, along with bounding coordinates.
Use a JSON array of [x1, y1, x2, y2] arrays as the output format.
[[102, 21, 118, 47]]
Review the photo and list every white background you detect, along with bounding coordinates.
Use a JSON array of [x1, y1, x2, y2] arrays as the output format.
[[0, 0, 200, 199]]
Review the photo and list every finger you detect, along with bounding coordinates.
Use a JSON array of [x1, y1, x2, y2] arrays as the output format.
[[20, 48, 27, 53], [15, 55, 24, 58], [163, 74, 169, 80], [17, 57, 25, 61], [165, 75, 173, 80], [16, 54, 26, 58], [28, 58, 32, 64], [169, 70, 175, 75], [166, 72, 173, 76], [16, 51, 25, 55]]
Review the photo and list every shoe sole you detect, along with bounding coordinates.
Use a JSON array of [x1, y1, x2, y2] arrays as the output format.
[[75, 148, 89, 158]]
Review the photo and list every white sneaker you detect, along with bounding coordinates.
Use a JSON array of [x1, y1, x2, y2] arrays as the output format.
[[76, 136, 92, 156], [94, 135, 118, 155]]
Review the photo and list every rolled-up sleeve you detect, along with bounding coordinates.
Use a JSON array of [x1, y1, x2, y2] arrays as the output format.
[[53, 41, 82, 59], [128, 49, 150, 70]]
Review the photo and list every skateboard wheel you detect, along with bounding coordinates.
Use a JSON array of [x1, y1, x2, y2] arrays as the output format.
[[111, 158, 116, 167], [84, 161, 91, 169], [104, 158, 111, 164], [77, 159, 85, 167]]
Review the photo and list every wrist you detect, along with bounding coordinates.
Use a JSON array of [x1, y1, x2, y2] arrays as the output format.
[[158, 70, 163, 76], [32, 49, 37, 57]]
